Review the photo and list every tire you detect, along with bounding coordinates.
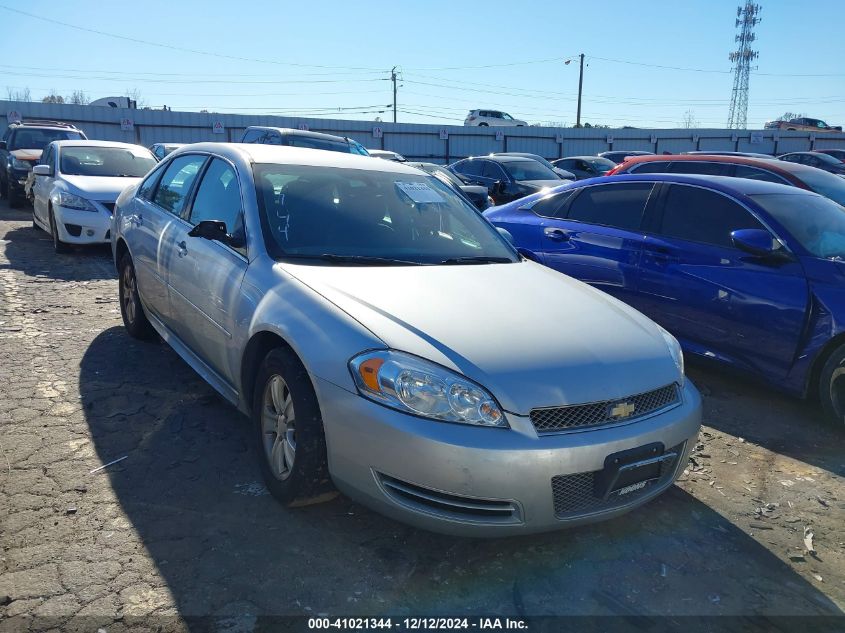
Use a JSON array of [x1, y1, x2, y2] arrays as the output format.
[[478, 122, 489, 127], [32, 214, 41, 231], [819, 345, 845, 426], [118, 252, 156, 340], [8, 183, 22, 208], [49, 208, 70, 253], [0, 176, 7, 200], [252, 348, 332, 505]]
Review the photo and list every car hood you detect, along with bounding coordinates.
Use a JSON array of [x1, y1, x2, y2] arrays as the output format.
[[10, 149, 42, 161], [280, 260, 680, 414], [459, 184, 489, 197], [522, 179, 567, 190], [62, 175, 143, 201]]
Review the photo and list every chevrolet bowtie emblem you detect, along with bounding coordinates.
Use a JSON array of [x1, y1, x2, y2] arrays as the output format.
[[609, 401, 636, 419]]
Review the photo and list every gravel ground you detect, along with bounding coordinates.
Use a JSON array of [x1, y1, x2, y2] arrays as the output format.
[[0, 199, 843, 632]]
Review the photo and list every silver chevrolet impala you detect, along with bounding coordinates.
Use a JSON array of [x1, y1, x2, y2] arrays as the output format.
[[111, 143, 701, 536]]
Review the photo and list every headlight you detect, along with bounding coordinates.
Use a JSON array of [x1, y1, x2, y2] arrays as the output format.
[[658, 326, 685, 385], [349, 350, 507, 427], [11, 158, 31, 170], [54, 191, 96, 212]]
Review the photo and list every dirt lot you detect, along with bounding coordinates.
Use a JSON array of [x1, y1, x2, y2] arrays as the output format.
[[0, 199, 843, 632]]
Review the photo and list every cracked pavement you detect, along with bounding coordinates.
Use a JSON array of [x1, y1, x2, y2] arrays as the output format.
[[0, 199, 843, 632]]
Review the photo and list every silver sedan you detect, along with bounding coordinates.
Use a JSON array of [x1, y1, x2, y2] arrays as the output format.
[[111, 143, 701, 536]]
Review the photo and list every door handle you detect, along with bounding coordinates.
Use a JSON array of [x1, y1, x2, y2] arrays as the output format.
[[176, 240, 188, 257], [544, 228, 571, 241], [131, 214, 143, 227]]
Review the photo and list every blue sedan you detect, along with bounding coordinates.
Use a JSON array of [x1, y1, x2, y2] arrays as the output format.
[[486, 173, 845, 424]]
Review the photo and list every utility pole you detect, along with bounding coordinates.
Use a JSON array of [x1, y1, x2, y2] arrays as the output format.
[[727, 2, 761, 129], [391, 66, 397, 123], [576, 53, 584, 128]]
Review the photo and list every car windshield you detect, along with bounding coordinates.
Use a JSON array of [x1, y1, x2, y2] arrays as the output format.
[[60, 146, 156, 177], [425, 165, 464, 188], [752, 193, 845, 259], [501, 160, 558, 181], [793, 167, 845, 206], [10, 129, 83, 150], [254, 164, 517, 264], [284, 135, 353, 153], [586, 157, 617, 172]]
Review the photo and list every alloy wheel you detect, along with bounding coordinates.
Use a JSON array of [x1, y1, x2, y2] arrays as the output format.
[[121, 264, 137, 325], [261, 375, 297, 480]]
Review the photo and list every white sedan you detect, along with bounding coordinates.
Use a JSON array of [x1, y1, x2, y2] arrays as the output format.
[[31, 141, 156, 253]]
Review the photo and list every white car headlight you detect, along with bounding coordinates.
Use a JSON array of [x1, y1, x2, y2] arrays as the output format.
[[658, 326, 685, 385], [11, 158, 31, 170], [349, 350, 507, 427], [54, 191, 96, 212]]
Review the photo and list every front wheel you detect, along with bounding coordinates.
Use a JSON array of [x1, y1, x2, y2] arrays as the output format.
[[49, 208, 70, 253], [118, 253, 156, 340], [818, 344, 845, 426], [252, 348, 332, 505]]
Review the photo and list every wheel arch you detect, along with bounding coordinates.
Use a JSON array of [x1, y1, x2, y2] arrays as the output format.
[[806, 331, 845, 400], [114, 237, 129, 273], [240, 331, 306, 414]]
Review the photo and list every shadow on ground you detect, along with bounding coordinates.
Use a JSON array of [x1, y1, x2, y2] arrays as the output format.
[[1, 224, 115, 281], [687, 361, 845, 477], [78, 327, 843, 628]]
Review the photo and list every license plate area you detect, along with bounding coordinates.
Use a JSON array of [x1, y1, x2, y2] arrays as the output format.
[[594, 442, 677, 500]]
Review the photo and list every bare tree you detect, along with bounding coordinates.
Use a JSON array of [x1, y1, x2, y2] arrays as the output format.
[[5, 87, 32, 101], [681, 109, 699, 128], [124, 88, 147, 108], [42, 91, 65, 104], [68, 90, 89, 105], [777, 112, 805, 121]]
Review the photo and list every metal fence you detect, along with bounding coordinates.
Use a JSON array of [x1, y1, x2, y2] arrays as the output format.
[[3, 100, 843, 164]]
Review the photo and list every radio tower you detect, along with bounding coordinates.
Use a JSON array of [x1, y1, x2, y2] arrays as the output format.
[[727, 2, 761, 129]]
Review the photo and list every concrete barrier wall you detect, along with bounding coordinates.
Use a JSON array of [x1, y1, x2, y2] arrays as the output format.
[[3, 100, 843, 164]]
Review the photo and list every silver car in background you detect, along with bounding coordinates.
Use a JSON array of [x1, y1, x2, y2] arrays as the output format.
[[111, 143, 701, 536]]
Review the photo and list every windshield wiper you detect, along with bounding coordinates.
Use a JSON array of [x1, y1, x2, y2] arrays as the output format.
[[283, 254, 425, 266], [438, 256, 515, 265]]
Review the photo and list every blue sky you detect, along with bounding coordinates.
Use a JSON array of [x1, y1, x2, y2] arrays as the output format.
[[1, 0, 843, 128]]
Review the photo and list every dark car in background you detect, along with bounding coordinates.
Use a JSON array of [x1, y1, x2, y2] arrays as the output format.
[[779, 151, 845, 176], [450, 155, 562, 205], [598, 150, 654, 164], [492, 152, 575, 180], [408, 162, 492, 211], [610, 153, 845, 207], [551, 156, 617, 180], [149, 143, 184, 161], [1, 120, 86, 207], [241, 126, 369, 156], [682, 151, 773, 159], [815, 149, 845, 163], [485, 173, 845, 424]]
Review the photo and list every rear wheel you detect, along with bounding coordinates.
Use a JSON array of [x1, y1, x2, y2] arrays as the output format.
[[252, 348, 332, 505], [478, 122, 489, 127], [118, 252, 156, 340], [818, 344, 845, 426], [49, 208, 70, 253]]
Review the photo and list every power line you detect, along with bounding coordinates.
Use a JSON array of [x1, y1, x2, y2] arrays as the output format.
[[0, 63, 388, 79], [0, 70, 388, 85], [0, 5, 382, 71]]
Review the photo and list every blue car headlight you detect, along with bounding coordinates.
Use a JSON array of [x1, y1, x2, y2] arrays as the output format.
[[54, 191, 96, 212], [349, 350, 507, 427]]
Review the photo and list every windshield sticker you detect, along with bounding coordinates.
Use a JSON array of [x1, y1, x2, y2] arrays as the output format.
[[395, 181, 444, 204]]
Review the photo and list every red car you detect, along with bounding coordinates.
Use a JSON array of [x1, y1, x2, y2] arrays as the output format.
[[609, 154, 845, 207]]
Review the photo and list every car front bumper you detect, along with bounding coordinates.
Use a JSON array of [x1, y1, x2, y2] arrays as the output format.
[[315, 376, 702, 536], [54, 205, 112, 244]]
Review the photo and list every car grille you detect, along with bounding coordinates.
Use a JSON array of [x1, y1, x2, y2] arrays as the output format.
[[551, 441, 685, 519], [530, 383, 681, 434]]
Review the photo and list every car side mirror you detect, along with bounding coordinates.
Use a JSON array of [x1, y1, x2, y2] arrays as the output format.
[[493, 180, 506, 195], [731, 228, 781, 257], [497, 227, 514, 244], [32, 164, 52, 177], [0, 140, 6, 150], [189, 220, 229, 243]]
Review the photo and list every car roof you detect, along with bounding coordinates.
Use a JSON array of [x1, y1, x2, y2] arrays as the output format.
[[579, 173, 805, 196], [463, 155, 535, 164], [560, 155, 614, 160], [171, 142, 427, 174], [243, 126, 352, 142], [11, 120, 81, 131], [618, 153, 823, 177], [51, 140, 150, 150]]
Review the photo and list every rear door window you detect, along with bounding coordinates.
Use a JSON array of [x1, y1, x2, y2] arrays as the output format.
[[241, 129, 264, 143], [530, 190, 576, 218], [153, 154, 207, 216], [630, 161, 672, 174], [482, 161, 506, 180], [670, 161, 731, 176], [564, 182, 654, 230], [656, 184, 764, 248], [455, 160, 482, 177]]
